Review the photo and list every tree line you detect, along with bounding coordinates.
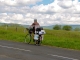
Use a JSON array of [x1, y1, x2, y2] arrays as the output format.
[[53, 25, 80, 31]]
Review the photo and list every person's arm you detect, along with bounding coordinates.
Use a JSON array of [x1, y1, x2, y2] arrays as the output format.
[[31, 23, 34, 26], [31, 23, 36, 27]]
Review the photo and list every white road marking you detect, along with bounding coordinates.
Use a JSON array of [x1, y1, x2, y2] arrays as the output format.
[[48, 54, 79, 60], [0, 44, 79, 60], [0, 45, 31, 52]]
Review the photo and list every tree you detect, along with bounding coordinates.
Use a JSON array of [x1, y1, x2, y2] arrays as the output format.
[[53, 25, 61, 30], [62, 25, 72, 31]]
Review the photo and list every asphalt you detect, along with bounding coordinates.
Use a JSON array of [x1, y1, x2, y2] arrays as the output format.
[[0, 40, 80, 60]]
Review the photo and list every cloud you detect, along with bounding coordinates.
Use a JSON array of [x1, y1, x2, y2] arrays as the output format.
[[0, 0, 80, 26], [58, 0, 73, 8], [17, 0, 42, 5], [0, 0, 42, 6]]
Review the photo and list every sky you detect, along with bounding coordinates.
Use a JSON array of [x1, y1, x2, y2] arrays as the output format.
[[0, 0, 80, 26]]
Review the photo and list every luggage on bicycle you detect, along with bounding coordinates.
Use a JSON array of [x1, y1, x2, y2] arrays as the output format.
[[34, 34, 39, 40]]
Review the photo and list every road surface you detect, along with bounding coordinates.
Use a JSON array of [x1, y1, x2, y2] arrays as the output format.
[[0, 40, 80, 60]]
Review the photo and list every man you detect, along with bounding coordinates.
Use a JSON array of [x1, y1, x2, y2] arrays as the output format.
[[30, 19, 40, 33], [30, 19, 45, 45]]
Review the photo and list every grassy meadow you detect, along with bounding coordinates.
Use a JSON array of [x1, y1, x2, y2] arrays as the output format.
[[0, 26, 80, 50]]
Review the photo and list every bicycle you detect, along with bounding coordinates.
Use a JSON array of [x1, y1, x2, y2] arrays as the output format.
[[24, 28, 33, 44], [24, 27, 44, 45]]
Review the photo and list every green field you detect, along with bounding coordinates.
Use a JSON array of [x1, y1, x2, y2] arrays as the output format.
[[0, 26, 80, 50]]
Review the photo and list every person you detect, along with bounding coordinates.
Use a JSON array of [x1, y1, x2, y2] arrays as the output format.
[[29, 19, 40, 42], [30, 19, 40, 34], [29, 19, 46, 45]]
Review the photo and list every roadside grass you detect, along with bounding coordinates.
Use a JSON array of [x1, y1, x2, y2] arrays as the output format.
[[0, 26, 26, 42], [43, 29, 80, 50], [0, 26, 80, 50]]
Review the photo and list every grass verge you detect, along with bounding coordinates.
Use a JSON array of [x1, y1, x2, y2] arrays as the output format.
[[0, 26, 80, 50]]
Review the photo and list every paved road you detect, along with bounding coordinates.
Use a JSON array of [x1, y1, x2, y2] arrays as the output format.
[[0, 40, 80, 60]]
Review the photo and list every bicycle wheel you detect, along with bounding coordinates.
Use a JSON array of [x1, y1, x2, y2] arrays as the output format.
[[25, 34, 32, 44], [37, 35, 42, 45]]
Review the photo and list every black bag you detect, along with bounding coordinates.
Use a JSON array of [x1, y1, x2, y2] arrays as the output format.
[[36, 28, 41, 31]]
